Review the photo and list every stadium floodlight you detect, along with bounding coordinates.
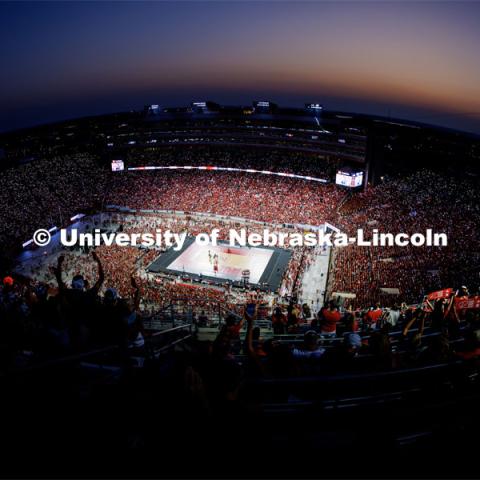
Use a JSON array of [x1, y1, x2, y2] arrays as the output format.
[[253, 101, 277, 113], [305, 103, 323, 111]]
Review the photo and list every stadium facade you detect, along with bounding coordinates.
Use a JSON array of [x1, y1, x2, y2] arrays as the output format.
[[2, 101, 479, 185]]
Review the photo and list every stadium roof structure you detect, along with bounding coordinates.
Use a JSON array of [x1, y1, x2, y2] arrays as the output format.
[[0, 101, 479, 181]]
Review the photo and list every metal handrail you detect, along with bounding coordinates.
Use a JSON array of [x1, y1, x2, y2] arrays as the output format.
[[247, 360, 464, 386], [143, 298, 244, 332], [1, 322, 195, 378], [270, 323, 467, 342], [154, 333, 193, 355], [148, 323, 192, 337]]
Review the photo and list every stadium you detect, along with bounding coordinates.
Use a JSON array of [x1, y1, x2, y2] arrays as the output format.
[[1, 100, 480, 476]]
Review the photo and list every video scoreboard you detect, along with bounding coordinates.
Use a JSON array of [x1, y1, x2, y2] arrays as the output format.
[[335, 169, 363, 188]]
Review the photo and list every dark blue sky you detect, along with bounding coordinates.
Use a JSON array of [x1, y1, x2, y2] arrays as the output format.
[[1, 1, 480, 133]]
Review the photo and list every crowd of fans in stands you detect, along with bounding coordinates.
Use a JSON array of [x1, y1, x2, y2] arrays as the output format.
[[0, 149, 480, 377], [19, 213, 314, 316], [2, 257, 480, 381], [332, 170, 480, 307], [0, 148, 344, 250], [0, 153, 107, 250], [106, 170, 343, 226]]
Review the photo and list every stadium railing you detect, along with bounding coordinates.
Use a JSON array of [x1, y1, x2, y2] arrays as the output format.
[[142, 298, 246, 331], [0, 323, 194, 379], [144, 323, 193, 360], [243, 360, 472, 410]]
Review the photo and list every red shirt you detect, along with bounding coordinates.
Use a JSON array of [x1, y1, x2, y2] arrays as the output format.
[[366, 309, 382, 325], [321, 309, 341, 333]]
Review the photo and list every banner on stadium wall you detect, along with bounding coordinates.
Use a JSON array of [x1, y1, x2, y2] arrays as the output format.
[[332, 292, 356, 298], [296, 223, 325, 232], [127, 165, 329, 183], [455, 296, 480, 310], [380, 288, 400, 295], [427, 288, 453, 300]]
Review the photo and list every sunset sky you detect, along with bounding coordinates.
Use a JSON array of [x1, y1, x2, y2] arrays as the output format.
[[1, 1, 480, 133]]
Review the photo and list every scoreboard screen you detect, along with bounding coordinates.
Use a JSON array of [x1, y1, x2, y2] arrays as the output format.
[[111, 160, 124, 172], [336, 170, 363, 188]]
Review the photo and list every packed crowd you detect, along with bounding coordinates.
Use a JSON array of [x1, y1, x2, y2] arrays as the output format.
[[1, 191, 480, 388], [20, 213, 316, 317], [0, 148, 345, 252], [331, 170, 480, 307], [224, 296, 480, 378], [2, 256, 480, 377], [0, 148, 479, 314], [0, 153, 108, 250], [106, 170, 343, 227]]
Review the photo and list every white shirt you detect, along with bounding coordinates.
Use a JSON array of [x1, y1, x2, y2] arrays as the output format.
[[384, 309, 400, 326]]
